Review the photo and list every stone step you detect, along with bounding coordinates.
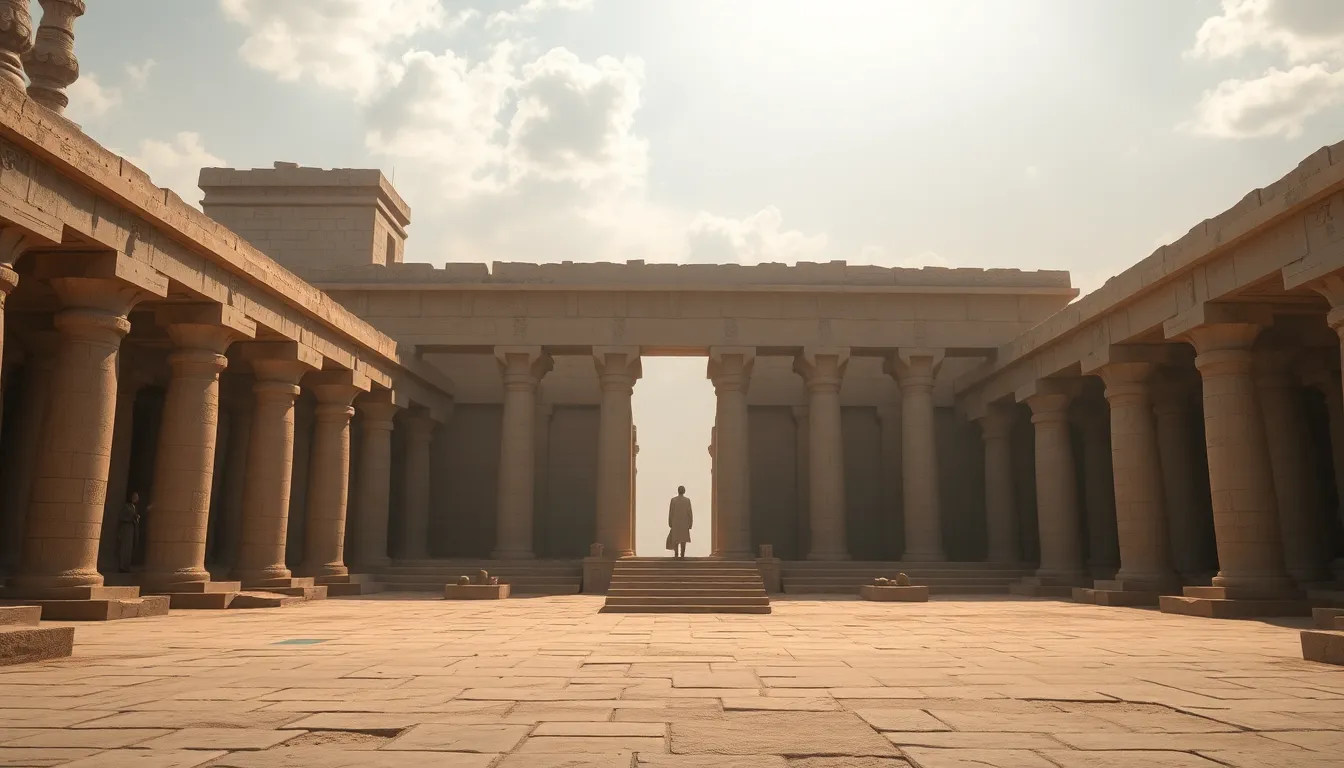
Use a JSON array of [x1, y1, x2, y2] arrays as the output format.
[[610, 580, 764, 589], [611, 577, 764, 585], [783, 584, 1010, 595], [1160, 595, 1312, 619], [0, 596, 172, 621], [603, 595, 770, 606], [600, 603, 772, 614], [0, 605, 41, 627], [608, 588, 767, 598], [166, 592, 239, 610], [230, 592, 306, 609], [0, 625, 74, 666], [266, 586, 328, 600]]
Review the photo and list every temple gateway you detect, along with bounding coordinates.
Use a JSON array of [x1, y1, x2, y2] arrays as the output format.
[[0, 4, 1341, 646]]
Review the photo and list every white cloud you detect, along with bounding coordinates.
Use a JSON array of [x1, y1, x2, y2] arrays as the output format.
[[489, 0, 595, 27], [1184, 64, 1344, 138], [65, 74, 122, 123], [125, 132, 227, 209], [1188, 0, 1344, 64], [684, 207, 828, 266], [126, 59, 157, 89], [219, 0, 449, 101]]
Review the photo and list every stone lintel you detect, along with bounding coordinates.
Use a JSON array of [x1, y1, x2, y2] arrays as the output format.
[[153, 303, 257, 339], [237, 340, 324, 372], [1162, 302, 1275, 341], [305, 368, 372, 393], [0, 201, 64, 247], [32, 250, 169, 299], [1079, 344, 1175, 375], [1014, 377, 1083, 404]]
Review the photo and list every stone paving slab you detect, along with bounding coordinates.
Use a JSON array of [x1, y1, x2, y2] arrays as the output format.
[[0, 595, 1337, 766]]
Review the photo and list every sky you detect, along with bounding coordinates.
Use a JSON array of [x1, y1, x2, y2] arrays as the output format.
[[59, 0, 1344, 556]]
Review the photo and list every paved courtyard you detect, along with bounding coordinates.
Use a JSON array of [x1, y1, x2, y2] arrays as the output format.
[[0, 595, 1340, 768]]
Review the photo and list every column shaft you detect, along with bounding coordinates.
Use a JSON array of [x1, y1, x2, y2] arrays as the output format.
[[888, 351, 945, 561], [1025, 390, 1088, 583], [232, 359, 307, 586], [1151, 372, 1215, 580], [795, 349, 848, 560], [300, 381, 361, 578], [1189, 324, 1295, 596], [142, 325, 237, 588], [1076, 404, 1120, 579], [1098, 362, 1178, 590], [493, 349, 550, 559], [709, 348, 753, 558], [595, 350, 640, 558], [353, 399, 397, 568], [10, 278, 142, 591], [981, 404, 1019, 564], [399, 412, 434, 560], [0, 337, 57, 575]]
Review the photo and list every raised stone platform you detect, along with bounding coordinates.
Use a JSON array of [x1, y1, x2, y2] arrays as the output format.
[[0, 586, 171, 621], [859, 584, 929, 602], [444, 583, 510, 600], [1160, 586, 1312, 620], [0, 606, 73, 666]]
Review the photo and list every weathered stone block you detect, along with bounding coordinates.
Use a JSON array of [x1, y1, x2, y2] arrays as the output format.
[[1158, 595, 1311, 619], [1301, 630, 1344, 666], [0, 626, 74, 666], [444, 584, 510, 600], [859, 585, 929, 602]]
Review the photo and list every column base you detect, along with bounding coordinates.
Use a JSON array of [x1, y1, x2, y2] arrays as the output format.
[[0, 585, 170, 621], [1159, 585, 1311, 620], [1071, 579, 1179, 607], [316, 574, 386, 596], [239, 576, 328, 600], [142, 580, 246, 610]]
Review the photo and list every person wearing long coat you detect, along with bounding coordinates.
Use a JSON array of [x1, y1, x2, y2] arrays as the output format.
[[666, 486, 693, 558]]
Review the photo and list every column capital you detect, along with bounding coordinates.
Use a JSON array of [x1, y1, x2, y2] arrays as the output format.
[[1096, 361, 1156, 403], [401, 407, 436, 444], [497, 345, 552, 389], [1312, 274, 1344, 322], [239, 341, 323, 386], [979, 402, 1017, 441], [793, 347, 849, 392], [1190, 323, 1263, 377], [593, 347, 642, 391], [884, 348, 945, 391], [355, 391, 399, 431], [707, 346, 755, 392], [305, 368, 372, 403], [0, 226, 42, 284]]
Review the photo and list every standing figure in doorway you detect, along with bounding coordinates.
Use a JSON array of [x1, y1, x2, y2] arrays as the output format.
[[667, 486, 693, 559], [117, 492, 142, 573]]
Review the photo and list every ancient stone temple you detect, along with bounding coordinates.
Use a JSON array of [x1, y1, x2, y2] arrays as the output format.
[[0, 1, 1341, 650]]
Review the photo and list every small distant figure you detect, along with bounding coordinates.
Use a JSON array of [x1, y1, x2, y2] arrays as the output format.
[[117, 491, 142, 573], [666, 486, 693, 559]]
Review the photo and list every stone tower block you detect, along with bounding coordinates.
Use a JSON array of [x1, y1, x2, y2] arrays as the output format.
[[198, 162, 411, 273]]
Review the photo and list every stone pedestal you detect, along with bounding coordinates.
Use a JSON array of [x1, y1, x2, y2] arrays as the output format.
[[887, 349, 946, 562], [795, 348, 849, 560], [444, 583, 510, 600], [594, 348, 640, 558], [493, 347, 551, 560], [860, 584, 929, 602], [709, 347, 754, 558], [1160, 324, 1298, 619]]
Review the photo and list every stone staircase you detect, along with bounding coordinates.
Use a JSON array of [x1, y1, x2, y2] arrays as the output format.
[[781, 561, 1033, 595], [374, 560, 583, 595], [600, 558, 771, 614], [0, 606, 74, 666]]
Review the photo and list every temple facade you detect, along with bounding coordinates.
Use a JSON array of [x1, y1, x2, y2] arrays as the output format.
[[0, 1, 1341, 623]]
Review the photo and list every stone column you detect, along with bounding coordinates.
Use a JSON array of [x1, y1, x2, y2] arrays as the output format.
[[1188, 323, 1295, 597], [352, 394, 397, 569], [594, 347, 641, 558], [1074, 401, 1120, 579], [708, 347, 754, 558], [709, 428, 719, 556], [980, 403, 1019, 564], [299, 372, 366, 578], [141, 308, 253, 589], [1301, 364, 1344, 577], [9, 276, 150, 593], [231, 346, 318, 587], [493, 347, 550, 559], [1023, 384, 1088, 584], [1256, 348, 1332, 584], [878, 404, 904, 559], [0, 229, 36, 389], [217, 382, 253, 571], [399, 409, 435, 560], [1096, 362, 1179, 591], [794, 348, 849, 560], [23, 0, 84, 116], [886, 349, 946, 562], [792, 407, 809, 559], [1150, 370, 1213, 581], [0, 1, 34, 90]]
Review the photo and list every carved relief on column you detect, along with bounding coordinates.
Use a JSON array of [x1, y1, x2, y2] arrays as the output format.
[[1186, 322, 1295, 597], [979, 403, 1019, 565], [794, 347, 849, 561], [22, 0, 84, 115], [1255, 346, 1332, 584], [0, 1, 34, 91], [708, 346, 754, 558], [594, 347, 640, 558], [493, 346, 552, 560], [886, 348, 946, 562]]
